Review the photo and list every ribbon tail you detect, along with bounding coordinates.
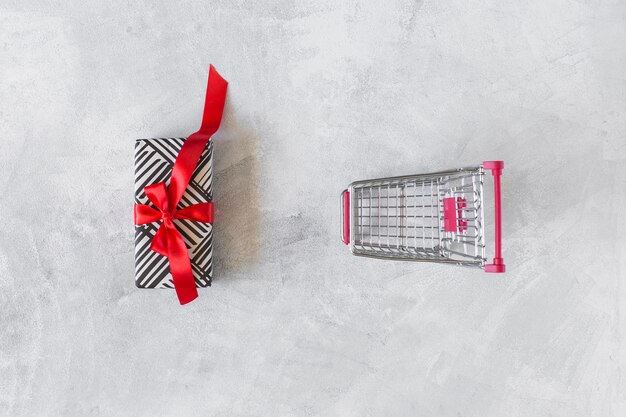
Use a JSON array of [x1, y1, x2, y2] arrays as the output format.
[[168, 66, 228, 210], [199, 65, 228, 135], [164, 222, 198, 305], [150, 224, 169, 257]]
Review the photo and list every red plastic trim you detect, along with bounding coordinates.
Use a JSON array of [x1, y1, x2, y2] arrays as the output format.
[[343, 191, 350, 245], [443, 198, 457, 232], [443, 197, 467, 233], [457, 197, 467, 232], [483, 161, 506, 273]]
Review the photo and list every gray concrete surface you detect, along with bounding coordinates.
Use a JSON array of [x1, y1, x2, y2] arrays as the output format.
[[1, 1, 625, 416]]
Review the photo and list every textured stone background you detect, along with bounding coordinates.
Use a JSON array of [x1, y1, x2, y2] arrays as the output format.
[[1, 1, 625, 416]]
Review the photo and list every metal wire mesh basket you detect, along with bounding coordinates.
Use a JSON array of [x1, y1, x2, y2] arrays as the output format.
[[341, 161, 505, 272]]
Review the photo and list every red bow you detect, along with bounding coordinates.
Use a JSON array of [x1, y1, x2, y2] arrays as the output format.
[[134, 65, 228, 305]]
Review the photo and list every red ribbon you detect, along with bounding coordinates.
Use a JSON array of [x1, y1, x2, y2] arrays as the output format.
[[134, 65, 228, 305]]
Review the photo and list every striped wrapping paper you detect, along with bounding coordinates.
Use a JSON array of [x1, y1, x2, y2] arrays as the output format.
[[134, 137, 214, 289]]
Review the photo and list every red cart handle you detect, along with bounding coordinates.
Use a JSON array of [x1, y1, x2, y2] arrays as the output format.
[[483, 161, 505, 273], [341, 190, 350, 245]]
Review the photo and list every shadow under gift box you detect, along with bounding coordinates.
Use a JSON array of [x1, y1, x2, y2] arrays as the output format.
[[134, 137, 214, 289]]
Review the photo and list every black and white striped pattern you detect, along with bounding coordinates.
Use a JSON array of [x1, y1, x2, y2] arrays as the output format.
[[134, 137, 214, 289]]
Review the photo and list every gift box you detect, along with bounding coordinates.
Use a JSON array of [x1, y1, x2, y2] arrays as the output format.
[[134, 138, 214, 289], [133, 65, 227, 305]]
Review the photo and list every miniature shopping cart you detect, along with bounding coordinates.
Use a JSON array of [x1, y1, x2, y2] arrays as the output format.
[[341, 161, 505, 272]]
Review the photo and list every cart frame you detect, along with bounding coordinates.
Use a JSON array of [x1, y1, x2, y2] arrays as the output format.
[[341, 161, 505, 272]]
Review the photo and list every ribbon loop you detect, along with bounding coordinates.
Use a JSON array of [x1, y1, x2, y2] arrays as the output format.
[[133, 66, 228, 305], [168, 65, 228, 211], [176, 202, 214, 223], [145, 182, 169, 213], [134, 204, 162, 225]]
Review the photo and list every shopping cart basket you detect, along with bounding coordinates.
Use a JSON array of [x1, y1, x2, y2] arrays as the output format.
[[341, 161, 505, 272]]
